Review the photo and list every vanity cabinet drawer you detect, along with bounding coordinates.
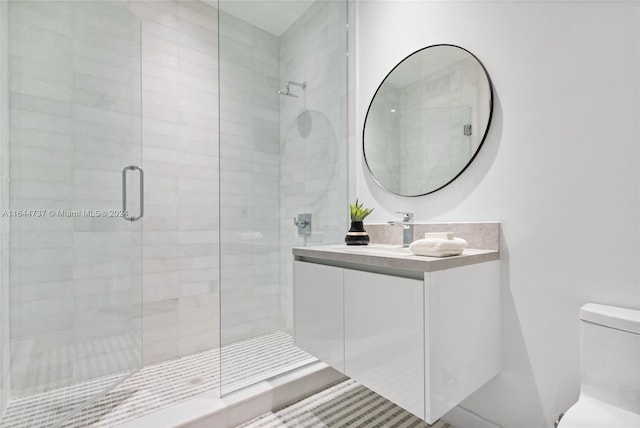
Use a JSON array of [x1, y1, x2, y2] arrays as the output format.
[[344, 269, 425, 419], [293, 261, 344, 372]]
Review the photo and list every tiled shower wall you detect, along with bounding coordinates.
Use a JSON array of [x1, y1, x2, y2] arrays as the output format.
[[219, 0, 347, 344], [3, 0, 344, 402], [127, 1, 219, 365], [278, 1, 348, 333], [0, 0, 9, 414], [218, 11, 281, 345], [6, 0, 219, 399], [363, 56, 483, 195], [363, 83, 400, 191], [398, 58, 478, 194], [8, 0, 143, 394]]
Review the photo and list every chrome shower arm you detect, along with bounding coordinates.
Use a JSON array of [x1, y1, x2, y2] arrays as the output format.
[[286, 81, 307, 89]]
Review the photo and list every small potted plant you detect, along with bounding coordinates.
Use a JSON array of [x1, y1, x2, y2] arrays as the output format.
[[345, 198, 374, 245]]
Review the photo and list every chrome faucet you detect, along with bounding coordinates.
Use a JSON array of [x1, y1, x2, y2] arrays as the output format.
[[388, 212, 414, 247]]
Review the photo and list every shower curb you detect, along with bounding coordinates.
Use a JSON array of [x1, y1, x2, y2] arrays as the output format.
[[117, 362, 346, 428]]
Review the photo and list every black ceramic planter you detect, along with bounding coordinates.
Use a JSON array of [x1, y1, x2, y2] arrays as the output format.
[[345, 221, 370, 245]]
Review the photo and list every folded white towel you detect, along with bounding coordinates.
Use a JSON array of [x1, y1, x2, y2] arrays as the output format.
[[409, 237, 468, 257]]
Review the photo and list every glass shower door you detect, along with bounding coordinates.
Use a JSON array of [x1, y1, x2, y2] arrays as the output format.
[[218, 0, 348, 396], [3, 1, 143, 426]]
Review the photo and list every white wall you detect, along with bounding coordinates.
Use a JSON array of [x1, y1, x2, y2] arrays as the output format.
[[355, 1, 640, 427]]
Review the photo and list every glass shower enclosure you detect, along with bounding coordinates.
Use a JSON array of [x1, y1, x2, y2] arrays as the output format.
[[0, 0, 347, 425], [218, 0, 348, 394], [1, 1, 143, 426]]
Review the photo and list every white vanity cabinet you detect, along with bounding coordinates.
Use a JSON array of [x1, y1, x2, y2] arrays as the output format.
[[293, 261, 345, 372], [344, 269, 425, 418], [293, 247, 500, 424]]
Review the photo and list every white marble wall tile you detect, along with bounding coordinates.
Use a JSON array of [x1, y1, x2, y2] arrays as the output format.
[[9, 281, 71, 304], [9, 75, 72, 102], [219, 11, 281, 339], [11, 265, 73, 285], [74, 39, 141, 72], [9, 1, 73, 35], [10, 313, 73, 339], [135, 2, 219, 365], [365, 222, 500, 251], [1, 0, 9, 413], [128, 1, 178, 30], [178, 331, 216, 355], [144, 310, 178, 330], [75, 54, 139, 84]]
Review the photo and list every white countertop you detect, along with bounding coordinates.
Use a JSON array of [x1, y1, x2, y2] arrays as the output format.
[[293, 244, 499, 273]]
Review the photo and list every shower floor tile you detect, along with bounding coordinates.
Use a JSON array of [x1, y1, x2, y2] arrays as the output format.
[[239, 379, 455, 428], [0, 373, 124, 428], [0, 331, 313, 428]]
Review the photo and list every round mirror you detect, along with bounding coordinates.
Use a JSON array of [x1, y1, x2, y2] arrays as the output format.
[[363, 44, 494, 196]]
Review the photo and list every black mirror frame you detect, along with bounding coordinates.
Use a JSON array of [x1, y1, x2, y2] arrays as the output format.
[[363, 44, 495, 197]]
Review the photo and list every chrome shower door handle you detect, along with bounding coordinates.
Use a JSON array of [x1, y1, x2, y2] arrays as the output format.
[[122, 165, 144, 222]]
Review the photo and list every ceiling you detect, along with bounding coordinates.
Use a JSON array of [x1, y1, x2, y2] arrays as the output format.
[[215, 0, 316, 37]]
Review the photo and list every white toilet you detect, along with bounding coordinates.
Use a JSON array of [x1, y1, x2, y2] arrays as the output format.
[[558, 303, 640, 427]]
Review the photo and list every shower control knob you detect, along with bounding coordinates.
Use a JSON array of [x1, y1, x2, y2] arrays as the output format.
[[293, 213, 312, 236], [293, 217, 308, 227]]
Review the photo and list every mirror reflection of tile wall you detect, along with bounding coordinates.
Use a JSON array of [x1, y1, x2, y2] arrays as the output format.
[[399, 58, 477, 194], [365, 83, 400, 191], [367, 57, 483, 195]]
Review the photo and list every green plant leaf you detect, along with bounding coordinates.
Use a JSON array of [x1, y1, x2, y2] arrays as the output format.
[[349, 198, 374, 221]]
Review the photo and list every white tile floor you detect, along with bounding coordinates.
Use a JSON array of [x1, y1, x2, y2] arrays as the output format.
[[240, 379, 454, 428], [1, 333, 456, 428], [0, 331, 312, 428], [0, 373, 124, 428]]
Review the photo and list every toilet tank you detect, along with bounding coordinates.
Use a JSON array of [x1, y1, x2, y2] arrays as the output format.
[[579, 303, 640, 415]]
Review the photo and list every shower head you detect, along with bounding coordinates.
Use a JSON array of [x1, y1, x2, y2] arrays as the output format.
[[277, 80, 307, 98]]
